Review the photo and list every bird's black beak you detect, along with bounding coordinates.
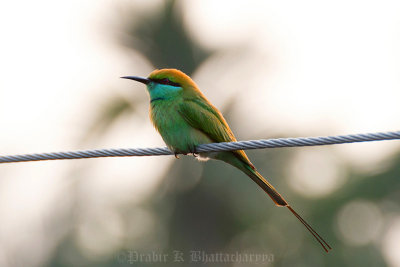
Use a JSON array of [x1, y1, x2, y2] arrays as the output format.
[[121, 76, 150, 85]]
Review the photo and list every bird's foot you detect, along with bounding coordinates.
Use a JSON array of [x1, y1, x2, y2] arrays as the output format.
[[189, 147, 198, 157], [174, 148, 197, 159]]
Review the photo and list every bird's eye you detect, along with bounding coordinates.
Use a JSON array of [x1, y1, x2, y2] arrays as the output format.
[[152, 77, 180, 87], [161, 78, 170, 84]]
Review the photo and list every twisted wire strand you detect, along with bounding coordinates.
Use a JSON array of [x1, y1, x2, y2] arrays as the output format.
[[1, 131, 399, 164]]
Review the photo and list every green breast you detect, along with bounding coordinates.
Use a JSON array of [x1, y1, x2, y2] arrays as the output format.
[[150, 100, 211, 153]]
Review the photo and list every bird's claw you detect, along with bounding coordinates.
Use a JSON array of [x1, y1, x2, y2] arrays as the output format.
[[189, 147, 198, 157], [174, 148, 197, 158]]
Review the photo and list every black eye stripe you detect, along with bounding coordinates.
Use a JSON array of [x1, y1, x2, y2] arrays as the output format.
[[149, 78, 180, 87]]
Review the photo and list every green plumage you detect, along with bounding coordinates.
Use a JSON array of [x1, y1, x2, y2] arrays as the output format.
[[123, 68, 331, 252]]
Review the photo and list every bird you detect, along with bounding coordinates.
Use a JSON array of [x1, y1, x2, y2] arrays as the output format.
[[122, 68, 331, 252]]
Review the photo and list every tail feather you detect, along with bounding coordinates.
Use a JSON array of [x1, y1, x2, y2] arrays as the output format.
[[242, 165, 332, 252], [243, 167, 288, 207]]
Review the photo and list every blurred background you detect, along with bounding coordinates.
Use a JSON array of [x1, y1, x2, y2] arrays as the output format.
[[1, 0, 400, 266]]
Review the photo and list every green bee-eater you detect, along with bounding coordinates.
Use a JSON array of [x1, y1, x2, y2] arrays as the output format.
[[122, 69, 331, 252]]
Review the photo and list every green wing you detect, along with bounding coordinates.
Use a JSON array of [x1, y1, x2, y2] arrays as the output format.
[[178, 98, 254, 167]]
